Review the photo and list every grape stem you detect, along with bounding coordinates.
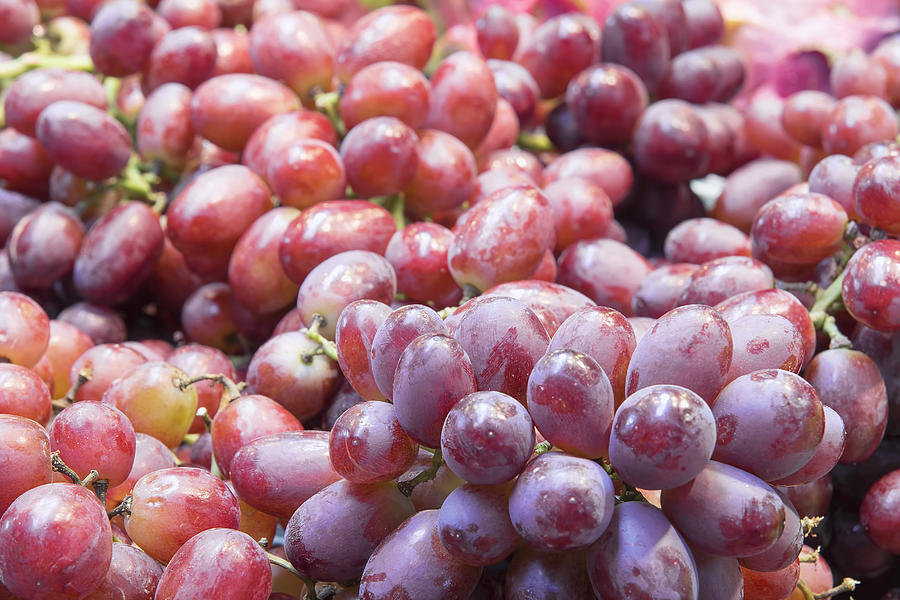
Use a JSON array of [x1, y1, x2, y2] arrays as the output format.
[[796, 577, 860, 600], [801, 516, 825, 537], [598, 458, 645, 503], [516, 131, 555, 153], [107, 495, 132, 519], [305, 314, 339, 362], [50, 451, 107, 504], [195, 407, 213, 430], [265, 550, 318, 600], [808, 270, 851, 349], [0, 50, 93, 81], [312, 89, 346, 138], [176, 373, 243, 404], [116, 156, 167, 214], [62, 367, 92, 405], [397, 448, 443, 497], [798, 547, 820, 563]]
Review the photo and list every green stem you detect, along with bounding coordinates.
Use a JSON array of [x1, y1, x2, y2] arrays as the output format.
[[305, 314, 339, 361], [176, 374, 242, 404], [266, 551, 317, 600], [313, 90, 346, 138], [386, 194, 407, 231], [598, 458, 645, 503], [516, 131, 555, 153], [0, 51, 93, 81], [397, 448, 443, 496], [809, 270, 846, 326]]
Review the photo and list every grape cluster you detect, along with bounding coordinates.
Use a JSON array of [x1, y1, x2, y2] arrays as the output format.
[[2, 0, 900, 599]]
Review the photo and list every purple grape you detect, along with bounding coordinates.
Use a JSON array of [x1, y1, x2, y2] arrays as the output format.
[[505, 545, 595, 600], [370, 304, 446, 400], [437, 483, 520, 566]]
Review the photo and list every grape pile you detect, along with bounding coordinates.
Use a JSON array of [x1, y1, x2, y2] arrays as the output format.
[[2, 0, 900, 599]]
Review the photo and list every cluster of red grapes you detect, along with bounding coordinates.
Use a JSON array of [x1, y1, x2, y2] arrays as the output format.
[[3, 0, 900, 598]]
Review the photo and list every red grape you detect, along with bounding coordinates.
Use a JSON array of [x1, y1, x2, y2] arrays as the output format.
[[340, 116, 419, 198], [426, 51, 497, 149], [822, 95, 899, 156], [50, 401, 136, 487], [3, 68, 107, 137], [339, 61, 431, 130], [0, 291, 50, 368], [89, 0, 156, 77], [0, 415, 52, 516], [83, 543, 162, 600], [142, 26, 217, 91]]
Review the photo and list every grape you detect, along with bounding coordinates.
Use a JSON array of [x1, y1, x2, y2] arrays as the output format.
[[370, 304, 445, 399], [509, 452, 614, 551], [480, 148, 542, 180], [739, 488, 803, 572], [0, 128, 53, 198], [266, 139, 345, 210], [136, 82, 195, 168], [4, 68, 107, 137], [285, 480, 415, 581], [229, 431, 340, 520], [83, 543, 162, 600], [805, 348, 888, 464], [543, 148, 633, 207], [726, 314, 805, 381], [830, 508, 895, 579], [789, 545, 833, 599], [611, 384, 716, 490], [296, 250, 396, 339], [633, 99, 710, 183], [740, 561, 800, 600], [692, 546, 743, 600], [425, 51, 497, 150], [102, 362, 198, 448], [0, 363, 51, 424], [782, 90, 836, 148], [852, 154, 900, 234], [484, 62, 539, 133], [506, 545, 595, 600], [0, 483, 111, 600], [125, 467, 239, 563], [403, 129, 477, 216], [210, 394, 302, 478], [89, 0, 156, 77], [329, 400, 418, 483], [0, 0, 38, 45], [543, 177, 613, 254], [392, 333, 477, 447], [712, 158, 803, 232], [778, 474, 832, 521], [35, 100, 132, 181], [157, 0, 221, 29], [50, 401, 136, 487], [210, 27, 253, 75], [441, 391, 535, 485], [626, 304, 732, 405], [678, 256, 774, 307], [190, 73, 301, 152], [842, 240, 900, 332], [449, 186, 555, 292], [526, 349, 614, 459], [831, 49, 888, 99], [566, 63, 647, 146], [475, 5, 518, 59], [106, 432, 177, 509], [873, 34, 900, 104], [547, 306, 636, 406], [557, 238, 652, 316], [0, 190, 39, 248], [587, 501, 698, 600], [180, 283, 241, 353], [334, 5, 436, 81], [339, 61, 431, 130], [399, 450, 465, 511], [0, 291, 50, 368], [683, 0, 724, 48], [339, 117, 419, 198], [142, 26, 217, 91], [853, 325, 900, 435], [359, 510, 481, 600], [743, 90, 803, 161], [859, 469, 900, 553], [658, 45, 743, 104], [167, 165, 273, 279], [67, 343, 145, 402], [385, 223, 461, 306], [245, 331, 340, 421], [482, 280, 595, 338], [772, 406, 845, 486], [602, 3, 670, 94], [248, 11, 333, 99], [661, 461, 785, 557], [335, 299, 391, 401], [751, 192, 848, 266], [451, 296, 549, 402], [438, 482, 519, 567], [712, 369, 824, 482], [822, 95, 899, 156], [714, 288, 816, 366], [242, 110, 336, 182], [0, 415, 52, 516], [73, 201, 165, 305], [154, 529, 271, 600], [633, 264, 698, 319]]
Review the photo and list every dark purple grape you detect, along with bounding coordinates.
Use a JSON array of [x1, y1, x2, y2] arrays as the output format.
[[7, 202, 84, 289], [602, 3, 670, 94], [505, 545, 595, 600], [632, 99, 710, 183], [438, 483, 519, 566], [566, 63, 648, 145], [587, 502, 699, 600], [89, 0, 156, 76], [370, 304, 446, 401]]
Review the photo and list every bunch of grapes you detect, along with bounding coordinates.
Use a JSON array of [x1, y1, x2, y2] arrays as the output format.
[[3, 0, 900, 598]]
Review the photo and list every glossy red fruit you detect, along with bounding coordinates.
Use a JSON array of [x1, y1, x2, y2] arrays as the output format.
[[842, 240, 900, 332], [426, 51, 497, 149], [0, 483, 112, 600], [0, 363, 52, 424], [329, 401, 418, 483], [751, 192, 848, 265], [0, 291, 50, 368], [0, 415, 52, 516], [83, 543, 162, 600]]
